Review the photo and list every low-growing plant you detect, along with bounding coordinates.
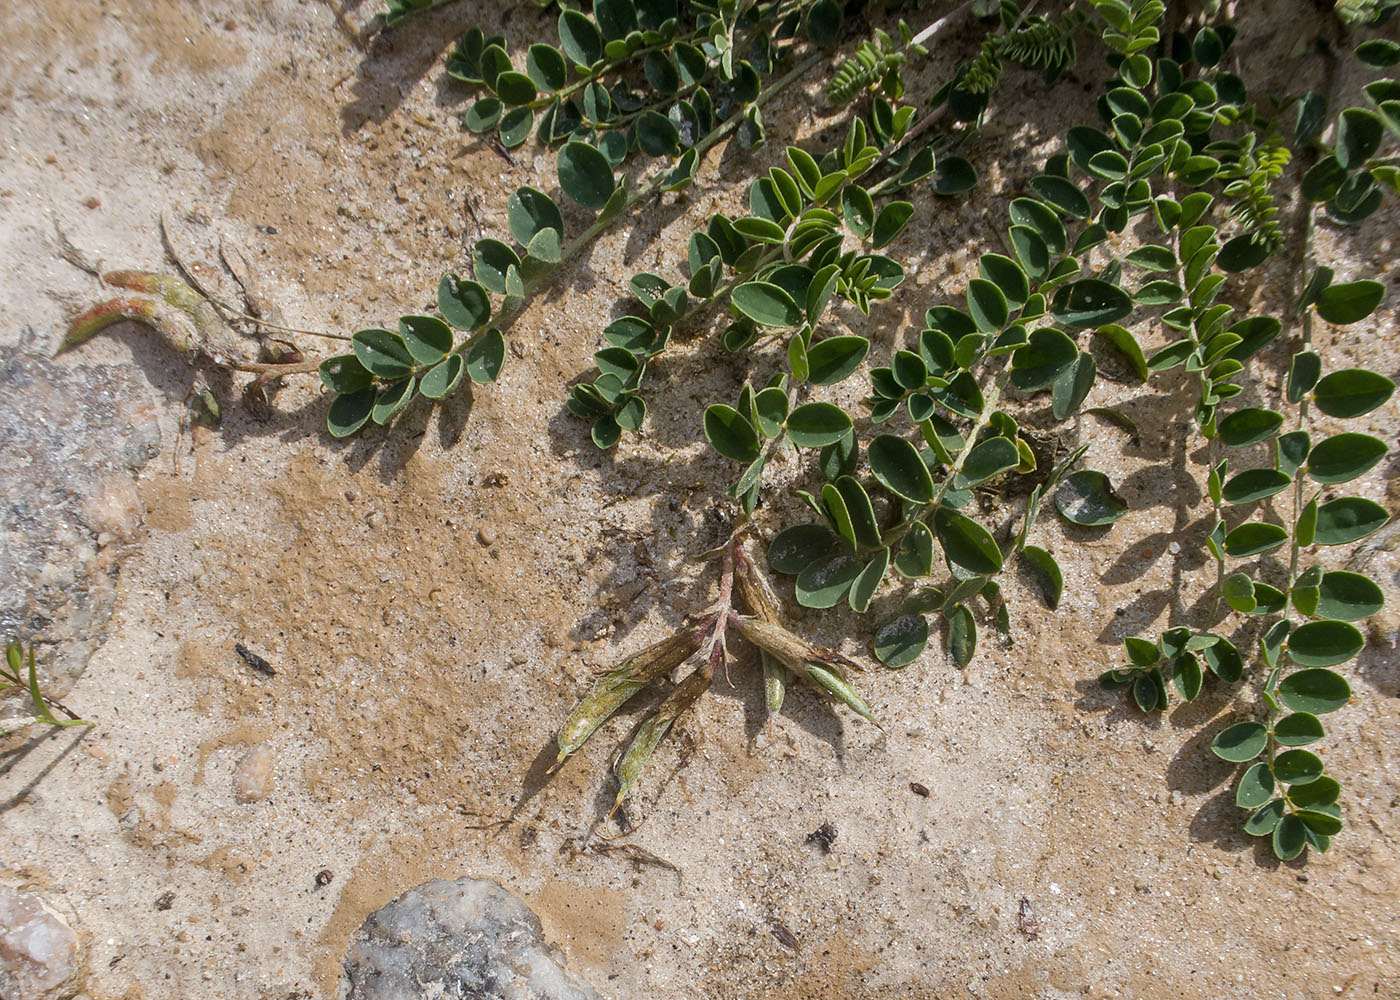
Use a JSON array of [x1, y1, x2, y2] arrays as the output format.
[[60, 0, 1397, 861], [1, 639, 91, 739]]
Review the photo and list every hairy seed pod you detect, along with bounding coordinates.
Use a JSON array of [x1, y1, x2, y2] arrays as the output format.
[[613, 670, 710, 805], [729, 615, 864, 676], [801, 662, 876, 725], [555, 625, 704, 764], [734, 545, 784, 625], [60, 295, 198, 356]]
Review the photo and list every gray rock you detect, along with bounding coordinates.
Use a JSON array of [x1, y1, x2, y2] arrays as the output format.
[[0, 333, 160, 696], [0, 882, 82, 1000], [344, 877, 601, 1000]]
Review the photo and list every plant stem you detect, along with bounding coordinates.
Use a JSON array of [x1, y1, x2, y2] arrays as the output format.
[[929, 367, 1008, 509], [496, 52, 823, 332]]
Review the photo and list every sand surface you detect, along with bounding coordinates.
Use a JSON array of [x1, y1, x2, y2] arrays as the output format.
[[1, 2, 1397, 998]]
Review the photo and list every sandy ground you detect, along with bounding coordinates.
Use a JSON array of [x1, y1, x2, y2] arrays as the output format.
[[1, 1, 1397, 998]]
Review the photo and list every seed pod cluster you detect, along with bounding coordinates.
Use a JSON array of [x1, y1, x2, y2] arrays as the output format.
[[555, 624, 704, 764]]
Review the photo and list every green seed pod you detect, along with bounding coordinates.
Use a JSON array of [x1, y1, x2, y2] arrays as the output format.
[[802, 662, 877, 725], [761, 651, 788, 715], [613, 670, 710, 805], [555, 625, 704, 764]]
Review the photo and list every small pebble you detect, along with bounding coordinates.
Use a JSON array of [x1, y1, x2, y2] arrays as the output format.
[[477, 526, 497, 546], [233, 744, 276, 803]]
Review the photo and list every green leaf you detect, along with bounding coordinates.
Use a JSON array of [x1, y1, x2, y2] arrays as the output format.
[[703, 404, 761, 462], [1217, 235, 1270, 273], [1279, 667, 1352, 714], [1290, 776, 1340, 808], [1273, 814, 1307, 861], [1315, 571, 1385, 621], [731, 282, 804, 328], [961, 437, 1020, 486], [1029, 175, 1091, 218], [319, 354, 372, 394], [1008, 198, 1067, 254], [398, 315, 453, 365], [1315, 280, 1385, 325], [933, 508, 1004, 575], [1217, 407, 1284, 447], [1223, 572, 1257, 612], [1312, 369, 1395, 418], [1314, 497, 1389, 545], [438, 273, 491, 330], [1223, 521, 1289, 557], [419, 355, 464, 399], [1356, 39, 1400, 67], [1287, 621, 1364, 668], [1050, 279, 1133, 329], [1244, 799, 1285, 836], [508, 186, 564, 245], [525, 43, 567, 91], [352, 328, 414, 378], [966, 278, 1009, 332], [1307, 433, 1387, 484], [805, 0, 843, 45], [893, 521, 935, 579], [1236, 762, 1275, 808], [473, 239, 520, 294], [495, 104, 535, 147], [872, 202, 914, 249], [591, 414, 621, 450], [786, 402, 853, 448], [1010, 327, 1078, 390], [848, 548, 890, 613], [931, 155, 977, 195], [1124, 636, 1160, 666], [1051, 352, 1095, 421], [1010, 226, 1050, 279], [841, 185, 875, 238], [1287, 350, 1322, 403], [874, 613, 928, 668], [493, 71, 536, 107], [754, 387, 789, 438], [1296, 809, 1342, 837], [978, 254, 1029, 309], [1274, 749, 1324, 784], [557, 141, 616, 210], [1336, 108, 1384, 169], [1054, 470, 1128, 526], [1201, 636, 1243, 682], [637, 110, 681, 157], [371, 377, 415, 425], [869, 434, 935, 502], [1093, 325, 1148, 380], [795, 553, 862, 608], [947, 604, 976, 669], [769, 524, 840, 574], [1133, 673, 1163, 712], [1222, 468, 1292, 504], [326, 387, 375, 438], [557, 9, 603, 67], [464, 98, 503, 133], [1212, 721, 1267, 762], [1274, 712, 1325, 747], [465, 328, 506, 383], [1020, 545, 1062, 609]]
